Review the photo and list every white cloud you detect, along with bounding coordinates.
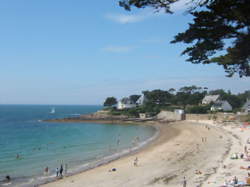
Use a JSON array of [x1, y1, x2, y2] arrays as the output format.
[[102, 45, 134, 53], [105, 8, 163, 24], [106, 13, 147, 24]]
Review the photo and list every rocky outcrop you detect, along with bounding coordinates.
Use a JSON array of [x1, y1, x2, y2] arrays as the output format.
[[79, 110, 128, 120]]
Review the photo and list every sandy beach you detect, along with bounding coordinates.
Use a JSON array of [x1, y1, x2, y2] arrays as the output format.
[[41, 119, 250, 187]]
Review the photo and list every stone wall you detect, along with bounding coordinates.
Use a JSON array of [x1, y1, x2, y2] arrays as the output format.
[[185, 113, 236, 121], [157, 111, 185, 121]]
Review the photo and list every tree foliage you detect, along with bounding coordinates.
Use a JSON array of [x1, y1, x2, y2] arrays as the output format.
[[103, 97, 118, 107], [119, 0, 250, 77], [143, 89, 172, 106], [104, 86, 249, 116]]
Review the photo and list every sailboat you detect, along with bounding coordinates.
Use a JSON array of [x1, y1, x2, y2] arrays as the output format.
[[50, 108, 55, 114]]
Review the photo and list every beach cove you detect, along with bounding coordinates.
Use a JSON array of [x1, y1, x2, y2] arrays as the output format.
[[42, 119, 248, 187], [0, 105, 157, 187]]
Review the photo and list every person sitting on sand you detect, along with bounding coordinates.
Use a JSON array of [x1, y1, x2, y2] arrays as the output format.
[[134, 157, 138, 167], [195, 170, 202, 175], [108, 168, 117, 172]]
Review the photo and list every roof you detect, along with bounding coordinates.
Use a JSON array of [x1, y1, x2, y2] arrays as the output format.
[[213, 100, 228, 107], [120, 97, 133, 105], [202, 95, 220, 103]]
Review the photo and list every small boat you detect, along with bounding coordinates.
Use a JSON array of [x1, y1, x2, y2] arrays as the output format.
[[50, 108, 55, 114]]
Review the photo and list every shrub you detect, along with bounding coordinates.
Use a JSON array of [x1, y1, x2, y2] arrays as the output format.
[[186, 105, 210, 114]]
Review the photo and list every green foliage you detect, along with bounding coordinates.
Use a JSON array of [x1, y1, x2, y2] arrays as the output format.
[[143, 89, 172, 106], [104, 86, 249, 117], [109, 107, 140, 117], [103, 97, 117, 107], [186, 105, 211, 114], [119, 0, 250, 77], [173, 86, 206, 108]]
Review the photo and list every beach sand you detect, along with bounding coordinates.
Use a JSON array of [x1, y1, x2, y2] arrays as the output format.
[[202, 120, 250, 186], [42, 120, 247, 187]]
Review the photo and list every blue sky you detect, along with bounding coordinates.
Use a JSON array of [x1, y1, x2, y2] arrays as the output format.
[[0, 0, 249, 105]]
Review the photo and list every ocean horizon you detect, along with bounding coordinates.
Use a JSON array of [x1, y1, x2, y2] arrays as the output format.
[[0, 105, 156, 187]]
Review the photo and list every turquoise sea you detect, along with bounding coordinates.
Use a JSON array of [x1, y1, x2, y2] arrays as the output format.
[[0, 105, 156, 187]]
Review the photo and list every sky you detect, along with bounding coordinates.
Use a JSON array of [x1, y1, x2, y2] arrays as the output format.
[[0, 0, 249, 105]]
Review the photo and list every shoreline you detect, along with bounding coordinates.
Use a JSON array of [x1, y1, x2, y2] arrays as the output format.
[[42, 122, 160, 186], [15, 120, 162, 187], [42, 120, 235, 187]]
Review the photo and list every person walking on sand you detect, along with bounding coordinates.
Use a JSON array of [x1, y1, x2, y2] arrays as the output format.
[[182, 176, 187, 187], [59, 164, 63, 177]]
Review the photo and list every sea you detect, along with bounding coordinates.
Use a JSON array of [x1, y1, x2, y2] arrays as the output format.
[[0, 105, 156, 187]]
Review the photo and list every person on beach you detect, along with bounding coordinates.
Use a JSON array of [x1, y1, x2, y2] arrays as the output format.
[[56, 168, 59, 177], [134, 157, 138, 167], [5, 175, 11, 182], [44, 166, 49, 175], [16, 153, 20, 159], [233, 176, 238, 184], [59, 165, 63, 177], [182, 176, 187, 187]]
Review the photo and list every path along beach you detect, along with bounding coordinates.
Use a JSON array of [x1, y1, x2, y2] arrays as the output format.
[[42, 120, 250, 187]]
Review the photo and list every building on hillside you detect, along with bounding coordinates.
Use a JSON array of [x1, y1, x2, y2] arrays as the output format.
[[117, 97, 136, 110], [242, 99, 250, 114], [202, 95, 220, 105], [136, 95, 146, 106], [210, 100, 232, 112]]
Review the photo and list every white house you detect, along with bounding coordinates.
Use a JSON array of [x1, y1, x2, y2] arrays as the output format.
[[202, 95, 220, 105], [117, 97, 136, 110], [242, 99, 250, 113], [136, 95, 146, 106], [211, 100, 232, 112]]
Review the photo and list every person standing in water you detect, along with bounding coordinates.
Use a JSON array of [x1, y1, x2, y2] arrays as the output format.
[[59, 165, 63, 177], [56, 168, 59, 177], [44, 166, 49, 176]]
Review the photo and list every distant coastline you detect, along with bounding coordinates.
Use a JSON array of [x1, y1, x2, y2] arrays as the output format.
[[44, 110, 156, 124]]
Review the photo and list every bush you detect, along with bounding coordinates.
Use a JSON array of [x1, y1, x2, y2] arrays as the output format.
[[186, 105, 210, 114]]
